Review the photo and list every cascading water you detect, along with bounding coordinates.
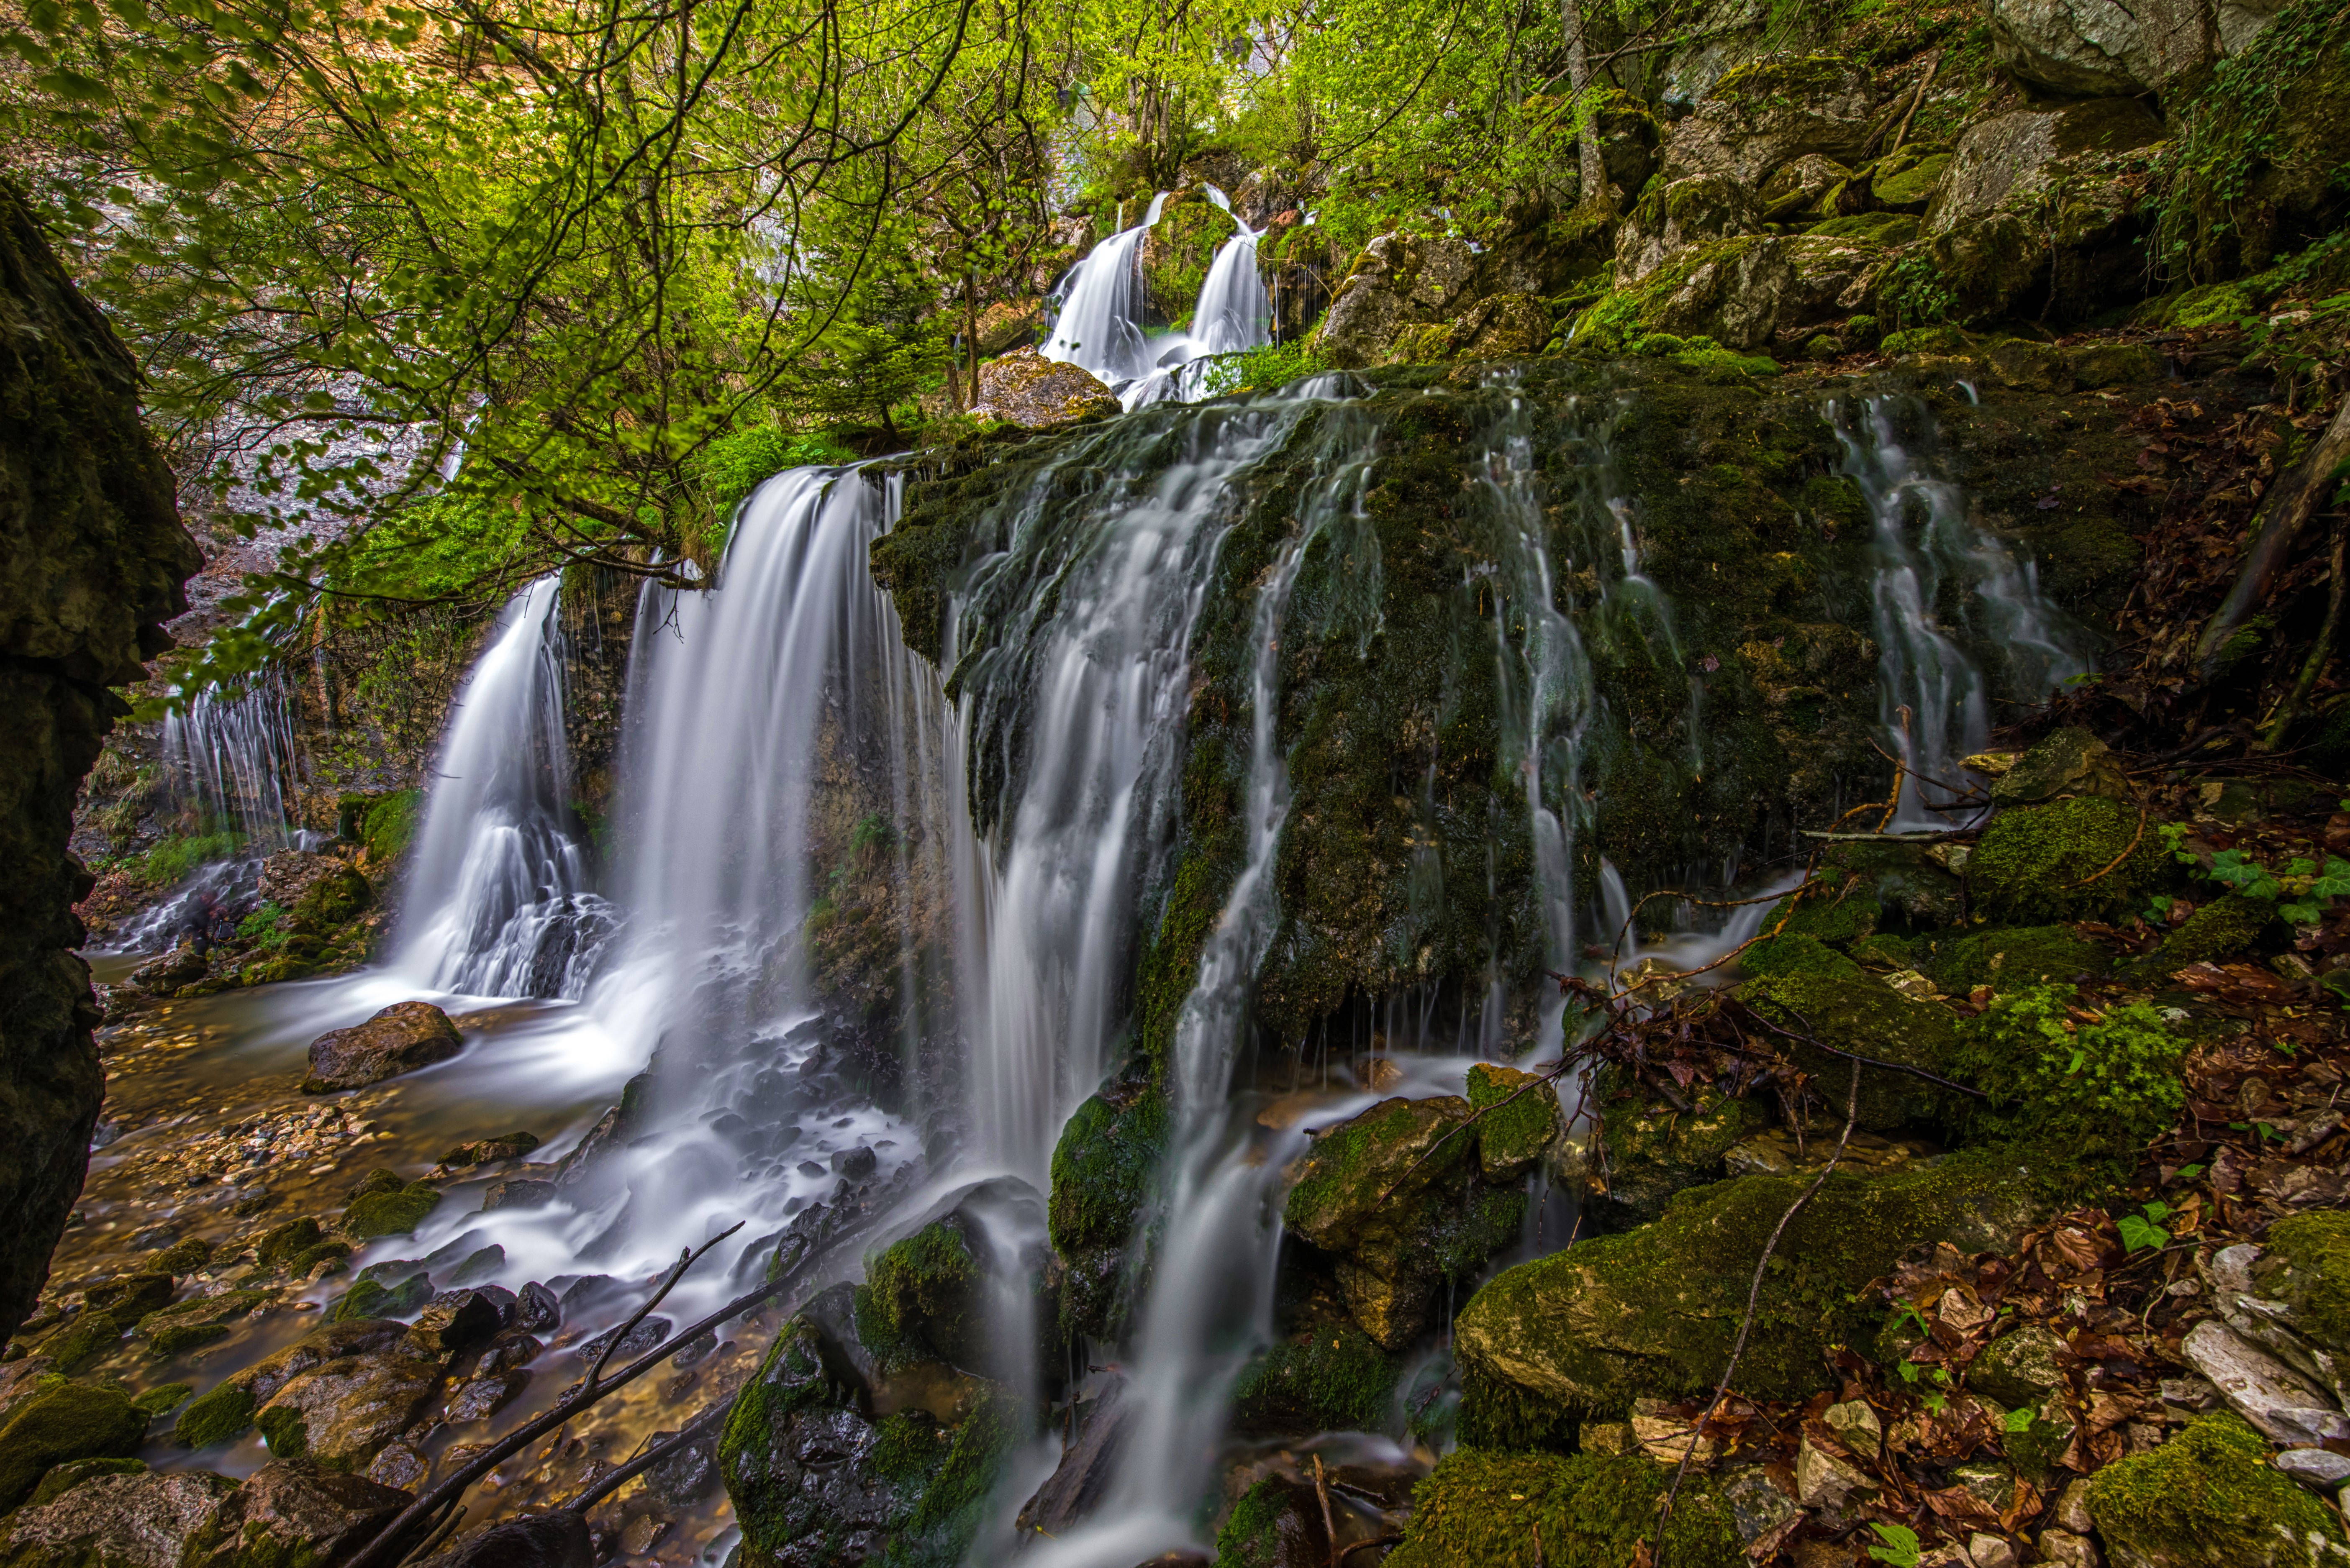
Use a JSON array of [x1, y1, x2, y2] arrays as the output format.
[[163, 672, 303, 845], [1834, 395, 2088, 828], [1041, 191, 1171, 386], [394, 576, 614, 999], [1015, 390, 1382, 1568]]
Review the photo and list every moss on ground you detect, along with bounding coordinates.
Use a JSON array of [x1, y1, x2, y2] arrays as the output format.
[[1930, 925, 2109, 992], [1739, 931, 1864, 980], [2088, 1410, 2347, 1566], [1385, 1448, 1741, 1568], [1232, 1324, 1401, 1435], [2146, 892, 2277, 975], [1739, 968, 1957, 1132], [1947, 984, 2185, 1180]]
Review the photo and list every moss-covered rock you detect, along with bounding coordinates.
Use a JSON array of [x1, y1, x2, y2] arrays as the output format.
[[1213, 1475, 1327, 1568], [23, 1453, 150, 1507], [1929, 925, 2110, 992], [1593, 1081, 1773, 1227], [1741, 931, 1865, 981], [0, 1380, 149, 1511], [1969, 796, 2162, 925], [1384, 1447, 1741, 1568], [2088, 1410, 2347, 1567], [149, 1322, 233, 1356], [1453, 1152, 2045, 1435], [1047, 1085, 1165, 1342], [254, 1218, 323, 1272], [1991, 726, 2131, 806], [1283, 1096, 1523, 1348], [1465, 1063, 1559, 1181], [2145, 893, 2276, 976], [855, 1220, 983, 1373], [340, 1180, 443, 1241], [40, 1310, 122, 1375], [1739, 968, 1959, 1132], [1230, 1322, 1399, 1436], [173, 1383, 258, 1449], [2257, 1210, 2350, 1357]]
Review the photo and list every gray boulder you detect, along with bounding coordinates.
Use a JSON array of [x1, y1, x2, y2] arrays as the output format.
[[1984, 0, 2282, 97], [1656, 55, 1885, 191], [0, 1469, 238, 1568], [302, 1002, 463, 1092], [967, 348, 1119, 427], [1616, 177, 1764, 285], [185, 1458, 412, 1568]]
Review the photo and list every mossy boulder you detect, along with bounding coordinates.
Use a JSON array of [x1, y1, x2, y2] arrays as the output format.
[[2256, 1211, 2350, 1357], [1969, 796, 2162, 925], [855, 1220, 983, 1372], [303, 1002, 462, 1093], [1930, 925, 2110, 992], [40, 1310, 123, 1375], [2145, 893, 2276, 976], [1990, 726, 2130, 807], [2088, 1410, 2347, 1567], [1739, 968, 1959, 1132], [1284, 1096, 1524, 1348], [24, 1453, 150, 1507], [173, 1383, 258, 1448], [286, 862, 371, 932], [1047, 1086, 1165, 1341], [254, 1218, 323, 1272], [1465, 1063, 1559, 1181], [341, 1179, 443, 1241], [181, 1457, 412, 1568], [1593, 1081, 1773, 1227], [1452, 1152, 2045, 1436], [1213, 1475, 1329, 1568], [0, 1380, 150, 1511], [1741, 932, 1865, 981], [81, 1274, 174, 1320], [1384, 1447, 1741, 1568], [1230, 1322, 1399, 1437]]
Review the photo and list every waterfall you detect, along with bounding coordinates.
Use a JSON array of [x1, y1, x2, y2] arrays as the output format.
[[1833, 396, 2088, 828], [1041, 191, 1171, 386], [394, 576, 613, 999], [1043, 187, 1272, 410], [162, 671, 301, 846]]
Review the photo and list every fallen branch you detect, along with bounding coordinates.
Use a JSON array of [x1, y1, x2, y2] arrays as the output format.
[[2062, 799, 2149, 890], [1660, 1057, 1862, 1542], [567, 1396, 733, 1512], [1737, 1004, 1990, 1099], [349, 1225, 783, 1568], [2196, 391, 2350, 678]]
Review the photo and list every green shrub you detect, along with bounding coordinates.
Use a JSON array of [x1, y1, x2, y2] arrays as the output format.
[[1201, 339, 1334, 396], [140, 833, 242, 886], [699, 425, 859, 517], [359, 789, 422, 864], [1950, 984, 2185, 1174]]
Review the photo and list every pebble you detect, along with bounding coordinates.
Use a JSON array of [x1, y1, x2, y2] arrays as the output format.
[[2274, 1446, 2350, 1489]]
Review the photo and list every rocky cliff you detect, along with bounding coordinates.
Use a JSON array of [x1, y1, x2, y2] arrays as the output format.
[[0, 179, 200, 1337]]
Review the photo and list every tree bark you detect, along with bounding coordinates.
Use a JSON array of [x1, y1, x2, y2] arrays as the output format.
[[2198, 390, 2350, 678], [1562, 0, 1609, 213]]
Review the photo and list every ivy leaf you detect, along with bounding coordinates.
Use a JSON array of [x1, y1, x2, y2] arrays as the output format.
[[1868, 1524, 1924, 1568], [2117, 1212, 2170, 1253], [2003, 1405, 2036, 1434]]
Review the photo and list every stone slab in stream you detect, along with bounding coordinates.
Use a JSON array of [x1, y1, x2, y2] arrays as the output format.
[[302, 1002, 464, 1092]]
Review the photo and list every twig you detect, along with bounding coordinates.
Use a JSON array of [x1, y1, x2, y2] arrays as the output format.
[[1875, 706, 1914, 830], [1311, 1453, 1339, 1568], [1888, 50, 1940, 154], [347, 1227, 788, 1568], [590, 1224, 742, 1391], [566, 1397, 732, 1512], [1660, 1058, 1862, 1540], [1737, 1004, 1989, 1099], [2062, 799, 2149, 889]]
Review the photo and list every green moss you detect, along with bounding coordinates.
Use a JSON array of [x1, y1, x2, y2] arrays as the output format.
[[152, 1237, 215, 1276], [1594, 1080, 1773, 1225], [1948, 984, 2185, 1179], [1970, 797, 2163, 924], [1454, 1150, 2042, 1430], [255, 1403, 309, 1458], [1232, 1323, 1400, 1435], [1385, 1448, 1740, 1568], [2145, 892, 2276, 976], [327, 1273, 429, 1322], [341, 1181, 443, 1240], [2089, 1411, 2346, 1566], [898, 1393, 1024, 1559], [2258, 1210, 2350, 1354], [26, 1455, 150, 1507], [1048, 1090, 1167, 1258], [132, 1383, 192, 1416], [254, 1218, 323, 1271], [1213, 1477, 1295, 1568], [285, 864, 371, 932], [359, 789, 422, 864], [1285, 1098, 1477, 1239], [1741, 931, 1865, 980], [1931, 925, 2110, 992], [1760, 885, 1882, 947], [0, 1381, 150, 1510], [288, 1240, 353, 1276], [174, 1382, 258, 1448], [1739, 968, 1958, 1132], [1812, 212, 1922, 245], [1467, 1063, 1560, 1176], [41, 1310, 123, 1374], [140, 1288, 272, 1340], [149, 1322, 233, 1355], [855, 1220, 982, 1371]]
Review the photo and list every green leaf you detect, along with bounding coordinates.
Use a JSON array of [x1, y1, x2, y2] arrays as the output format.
[[2142, 1200, 2172, 1222], [2117, 1212, 2170, 1253], [2174, 1163, 2206, 1181], [1868, 1523, 1923, 1568], [2282, 901, 2325, 925], [2003, 1405, 2036, 1433]]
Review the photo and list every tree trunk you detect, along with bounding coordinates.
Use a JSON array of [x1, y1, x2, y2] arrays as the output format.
[[1562, 0, 1609, 214], [2198, 391, 2350, 677]]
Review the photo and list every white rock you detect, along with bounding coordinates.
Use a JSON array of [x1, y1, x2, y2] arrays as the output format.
[[2183, 1319, 2350, 1445], [2276, 1447, 2350, 1489], [1824, 1397, 1883, 1457], [2054, 1477, 2094, 1534], [2037, 1530, 2100, 1568]]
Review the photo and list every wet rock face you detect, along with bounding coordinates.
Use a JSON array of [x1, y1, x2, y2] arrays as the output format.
[[0, 180, 201, 1340], [302, 1002, 465, 1091], [1985, 0, 2278, 96], [0, 1467, 240, 1568], [185, 1458, 413, 1568]]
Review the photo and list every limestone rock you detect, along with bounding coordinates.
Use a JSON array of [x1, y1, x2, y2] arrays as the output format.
[[2276, 1448, 2350, 1489], [2181, 1318, 2348, 1446], [255, 852, 369, 925], [129, 945, 208, 996], [1465, 1062, 1559, 1181], [967, 347, 1119, 427], [2038, 1530, 2099, 1568], [302, 1002, 463, 1092], [1614, 236, 1799, 352], [1793, 1434, 1873, 1509], [1991, 727, 2131, 806], [1985, 0, 2280, 96], [186, 1458, 412, 1568], [0, 178, 202, 1340], [1760, 154, 1850, 219], [1972, 1324, 2069, 1408], [1656, 55, 1885, 191], [1616, 177, 1764, 285], [0, 1468, 239, 1568], [1824, 1398, 1883, 1458]]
